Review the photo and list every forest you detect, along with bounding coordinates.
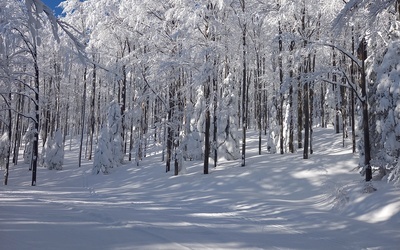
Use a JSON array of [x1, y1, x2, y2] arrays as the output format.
[[1, 0, 400, 187]]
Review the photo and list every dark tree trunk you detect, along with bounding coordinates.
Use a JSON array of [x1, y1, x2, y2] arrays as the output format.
[[303, 82, 310, 160], [351, 28, 356, 153], [174, 71, 183, 175], [12, 93, 23, 165], [320, 83, 326, 128], [341, 83, 348, 148], [63, 99, 69, 144], [204, 83, 211, 174], [241, 0, 247, 166], [213, 71, 218, 167], [340, 46, 348, 145], [263, 58, 269, 136], [128, 117, 134, 162], [121, 64, 127, 151], [88, 62, 96, 161], [297, 73, 303, 149], [301, 4, 309, 159], [359, 39, 372, 181], [256, 53, 262, 155], [278, 22, 284, 155], [166, 121, 172, 172], [289, 86, 294, 153], [3, 92, 12, 185], [31, 58, 40, 186], [288, 40, 295, 153], [309, 54, 316, 155], [303, 59, 310, 159], [166, 84, 174, 173], [332, 48, 340, 134], [42, 77, 49, 148], [78, 68, 87, 168]]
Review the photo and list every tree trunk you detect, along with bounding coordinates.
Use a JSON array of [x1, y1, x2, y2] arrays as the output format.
[[320, 83, 326, 128], [88, 62, 96, 160], [359, 39, 372, 181], [332, 48, 340, 134], [213, 70, 218, 167], [256, 54, 262, 155], [63, 98, 69, 144], [303, 62, 310, 159], [3, 93, 12, 185], [31, 58, 40, 186], [174, 71, 183, 175], [12, 92, 23, 165], [301, 4, 309, 159], [166, 85, 174, 173], [121, 64, 127, 153], [288, 40, 295, 153], [241, 0, 247, 166], [310, 53, 316, 155], [278, 22, 284, 155], [204, 83, 211, 174], [78, 69, 87, 168], [42, 77, 49, 148], [341, 77, 348, 148], [351, 28, 356, 153], [128, 117, 134, 162], [297, 71, 303, 149], [340, 65, 348, 143]]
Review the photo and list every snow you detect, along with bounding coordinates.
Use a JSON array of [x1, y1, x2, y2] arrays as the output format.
[[1, 127, 400, 250]]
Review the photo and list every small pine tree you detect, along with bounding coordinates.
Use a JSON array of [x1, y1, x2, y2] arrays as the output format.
[[267, 101, 279, 154], [43, 130, 64, 170], [185, 129, 203, 160], [186, 87, 204, 160], [23, 124, 35, 165], [218, 74, 240, 160], [93, 127, 113, 174], [107, 100, 124, 165], [93, 100, 124, 174], [41, 136, 52, 167], [0, 133, 10, 167]]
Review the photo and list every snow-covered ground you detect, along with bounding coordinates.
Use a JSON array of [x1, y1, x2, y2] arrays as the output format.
[[1, 128, 399, 250]]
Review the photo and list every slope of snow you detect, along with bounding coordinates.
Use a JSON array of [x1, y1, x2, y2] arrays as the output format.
[[1, 127, 399, 249]]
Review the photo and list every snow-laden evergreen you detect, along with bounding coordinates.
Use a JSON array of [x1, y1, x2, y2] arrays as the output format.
[[107, 100, 124, 166], [0, 133, 9, 167], [218, 73, 240, 160], [42, 130, 64, 170], [188, 86, 206, 161], [93, 101, 123, 174], [22, 124, 35, 165], [267, 101, 279, 154], [93, 127, 113, 174], [375, 39, 400, 182]]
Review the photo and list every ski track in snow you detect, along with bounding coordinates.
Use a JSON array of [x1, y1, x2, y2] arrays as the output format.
[[1, 128, 400, 250]]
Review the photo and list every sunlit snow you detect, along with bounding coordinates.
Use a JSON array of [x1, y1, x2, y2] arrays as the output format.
[[1, 128, 399, 249]]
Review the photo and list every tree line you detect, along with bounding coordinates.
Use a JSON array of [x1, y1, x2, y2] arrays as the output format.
[[1, 0, 400, 186]]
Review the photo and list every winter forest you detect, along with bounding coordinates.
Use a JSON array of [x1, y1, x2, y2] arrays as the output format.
[[1, 0, 400, 187]]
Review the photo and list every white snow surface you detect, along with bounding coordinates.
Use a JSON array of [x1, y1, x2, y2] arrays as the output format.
[[1, 128, 399, 250]]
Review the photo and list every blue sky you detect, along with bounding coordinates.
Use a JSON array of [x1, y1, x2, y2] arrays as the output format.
[[42, 0, 64, 16]]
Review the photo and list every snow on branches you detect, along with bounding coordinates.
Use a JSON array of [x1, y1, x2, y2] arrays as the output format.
[[93, 101, 124, 175]]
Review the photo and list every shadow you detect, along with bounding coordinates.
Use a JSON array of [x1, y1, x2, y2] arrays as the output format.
[[1, 127, 399, 249]]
